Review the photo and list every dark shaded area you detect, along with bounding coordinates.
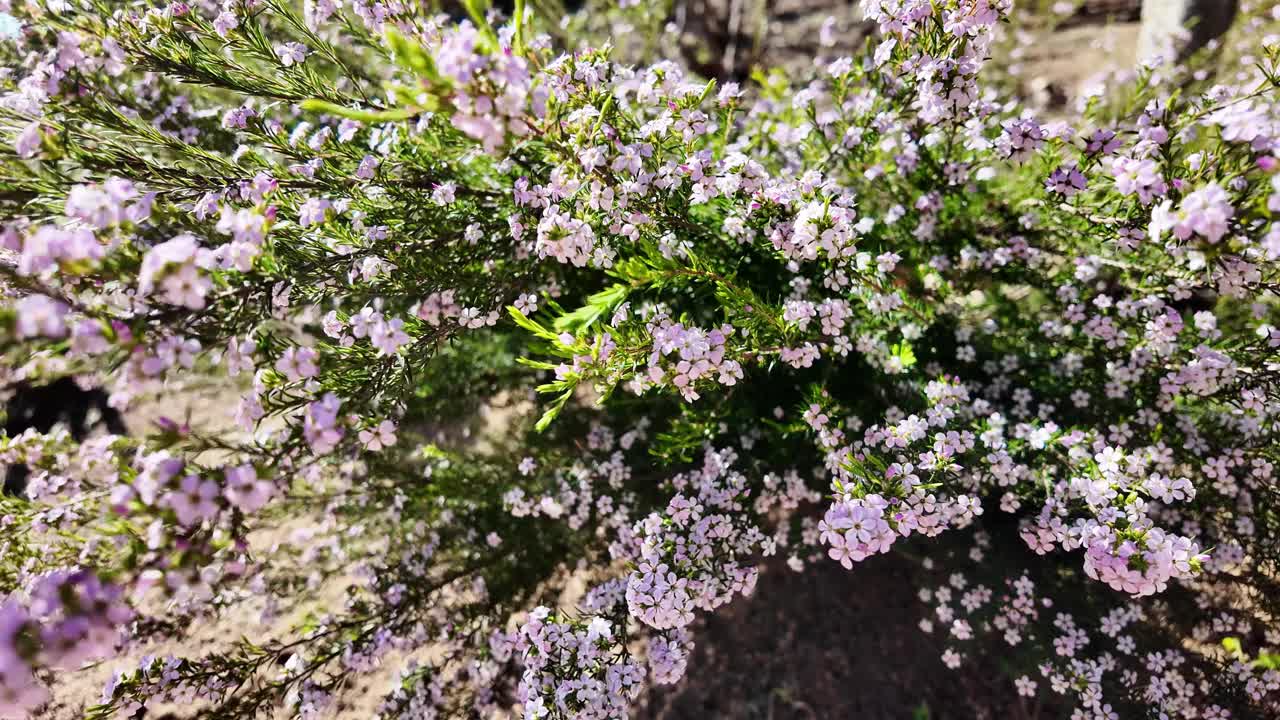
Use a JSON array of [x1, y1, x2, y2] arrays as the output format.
[[2, 378, 127, 497], [640, 552, 1039, 720]]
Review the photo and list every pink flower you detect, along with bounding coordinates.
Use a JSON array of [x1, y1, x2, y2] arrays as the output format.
[[297, 197, 331, 227], [431, 181, 456, 205], [1110, 156, 1167, 205], [223, 464, 275, 513], [358, 420, 397, 451], [275, 346, 319, 382], [1172, 183, 1235, 244], [167, 474, 221, 526], [138, 234, 215, 309]]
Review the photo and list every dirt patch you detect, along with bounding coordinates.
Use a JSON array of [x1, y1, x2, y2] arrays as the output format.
[[1011, 21, 1142, 111], [640, 552, 1036, 720]]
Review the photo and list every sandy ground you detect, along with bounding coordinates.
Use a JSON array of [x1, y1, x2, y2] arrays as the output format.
[[40, 379, 536, 720], [38, 382, 312, 720], [1010, 21, 1142, 112]]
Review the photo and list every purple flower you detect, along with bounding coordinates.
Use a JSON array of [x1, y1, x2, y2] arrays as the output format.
[[297, 197, 331, 227], [274, 42, 308, 67], [213, 10, 238, 37], [14, 121, 42, 158], [1045, 164, 1087, 197], [14, 294, 69, 339]]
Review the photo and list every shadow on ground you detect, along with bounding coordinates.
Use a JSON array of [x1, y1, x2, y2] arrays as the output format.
[[640, 551, 1037, 720]]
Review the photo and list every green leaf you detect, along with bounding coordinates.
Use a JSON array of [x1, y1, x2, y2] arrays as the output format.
[[516, 358, 559, 371], [385, 28, 447, 87], [609, 256, 658, 285], [462, 0, 500, 52], [891, 341, 917, 369], [535, 388, 573, 432], [1256, 651, 1280, 670], [591, 94, 615, 139], [553, 284, 629, 334], [300, 99, 416, 123], [696, 78, 717, 106], [1222, 636, 1243, 656], [512, 0, 527, 53], [508, 306, 560, 341]]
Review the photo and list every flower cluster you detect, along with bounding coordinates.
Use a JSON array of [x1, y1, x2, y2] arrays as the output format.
[[516, 609, 643, 720], [632, 316, 743, 401], [625, 449, 768, 629], [1, 571, 129, 713]]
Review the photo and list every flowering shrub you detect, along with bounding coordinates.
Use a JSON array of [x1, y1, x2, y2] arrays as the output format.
[[1, 0, 1280, 718]]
